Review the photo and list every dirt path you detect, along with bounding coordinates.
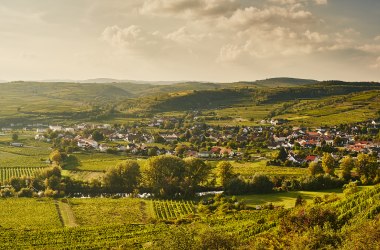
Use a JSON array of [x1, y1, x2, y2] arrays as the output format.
[[57, 200, 78, 227]]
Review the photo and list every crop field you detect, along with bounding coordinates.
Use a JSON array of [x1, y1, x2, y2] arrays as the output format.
[[0, 140, 51, 168], [275, 90, 380, 126], [0, 167, 45, 183], [237, 189, 344, 209], [230, 160, 308, 178], [0, 198, 62, 229], [69, 198, 151, 226], [66, 153, 148, 172], [152, 200, 196, 220]]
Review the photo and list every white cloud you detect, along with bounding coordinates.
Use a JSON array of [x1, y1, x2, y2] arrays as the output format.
[[217, 5, 314, 32], [101, 25, 164, 51], [140, 0, 238, 18], [304, 30, 328, 43], [314, 0, 327, 5], [268, 0, 328, 5], [166, 26, 210, 43], [370, 56, 380, 69]]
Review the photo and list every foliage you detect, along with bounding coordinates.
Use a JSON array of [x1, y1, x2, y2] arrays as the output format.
[[343, 181, 359, 196], [322, 153, 336, 175], [308, 161, 324, 176], [103, 160, 141, 193], [216, 161, 235, 188], [339, 156, 355, 181], [182, 157, 211, 197], [144, 155, 186, 197], [49, 150, 62, 164], [152, 200, 195, 220]]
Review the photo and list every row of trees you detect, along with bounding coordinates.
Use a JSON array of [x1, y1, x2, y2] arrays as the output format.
[[308, 153, 379, 184]]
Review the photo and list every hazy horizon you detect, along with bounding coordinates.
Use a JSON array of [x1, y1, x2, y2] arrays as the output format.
[[1, 0, 379, 82]]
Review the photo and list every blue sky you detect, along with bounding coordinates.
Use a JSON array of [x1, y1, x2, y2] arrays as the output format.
[[0, 0, 379, 82]]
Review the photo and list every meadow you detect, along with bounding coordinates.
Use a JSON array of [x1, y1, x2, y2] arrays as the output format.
[[69, 198, 151, 226], [0, 198, 62, 229]]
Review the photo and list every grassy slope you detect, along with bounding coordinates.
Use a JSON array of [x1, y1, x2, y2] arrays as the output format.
[[0, 198, 62, 229], [69, 198, 152, 226]]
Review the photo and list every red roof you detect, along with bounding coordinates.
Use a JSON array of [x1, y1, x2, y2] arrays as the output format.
[[305, 155, 317, 162]]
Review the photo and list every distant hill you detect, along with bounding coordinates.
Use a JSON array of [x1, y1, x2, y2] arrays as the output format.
[[231, 77, 319, 87]]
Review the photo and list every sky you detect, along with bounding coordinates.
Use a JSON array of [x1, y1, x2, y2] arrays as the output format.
[[0, 0, 379, 82]]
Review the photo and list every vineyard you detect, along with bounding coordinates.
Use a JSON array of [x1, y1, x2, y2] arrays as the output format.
[[0, 185, 378, 249], [0, 198, 62, 229], [333, 184, 380, 225], [152, 200, 196, 220], [0, 167, 45, 183]]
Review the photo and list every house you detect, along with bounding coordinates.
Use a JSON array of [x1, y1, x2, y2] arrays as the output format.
[[186, 151, 198, 157], [161, 133, 178, 142], [77, 139, 98, 149], [198, 151, 210, 158], [35, 134, 46, 140], [65, 128, 75, 133], [304, 155, 319, 163], [36, 128, 47, 133], [99, 144, 110, 152], [49, 125, 62, 132]]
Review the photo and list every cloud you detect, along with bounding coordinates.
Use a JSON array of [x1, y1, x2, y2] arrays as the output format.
[[166, 26, 211, 43], [140, 0, 239, 18], [217, 5, 314, 32], [268, 0, 328, 5], [370, 56, 380, 69], [101, 25, 163, 50], [314, 0, 327, 5]]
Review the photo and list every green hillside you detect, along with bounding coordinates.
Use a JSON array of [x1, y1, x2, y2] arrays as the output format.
[[0, 79, 379, 126]]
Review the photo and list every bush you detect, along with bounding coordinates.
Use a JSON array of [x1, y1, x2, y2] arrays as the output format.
[[18, 188, 34, 197]]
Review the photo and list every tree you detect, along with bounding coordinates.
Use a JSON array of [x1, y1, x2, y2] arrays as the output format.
[[250, 174, 274, 193], [92, 130, 104, 141], [147, 148, 157, 156], [356, 153, 378, 181], [103, 160, 141, 193], [12, 133, 18, 141], [49, 150, 62, 164], [182, 157, 211, 196], [276, 147, 288, 162], [308, 162, 324, 176], [322, 153, 336, 175], [339, 156, 355, 181], [216, 161, 235, 188], [144, 155, 186, 197], [295, 195, 306, 207], [343, 181, 359, 196]]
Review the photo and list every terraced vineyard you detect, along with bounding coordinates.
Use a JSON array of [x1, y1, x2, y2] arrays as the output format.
[[0, 167, 44, 183], [333, 185, 380, 225], [152, 200, 196, 220]]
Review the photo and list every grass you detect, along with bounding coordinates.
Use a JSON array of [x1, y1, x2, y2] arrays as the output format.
[[69, 198, 152, 226], [58, 200, 78, 227], [0, 198, 62, 229], [237, 189, 344, 209], [275, 90, 380, 126], [231, 160, 308, 178], [65, 152, 148, 172], [237, 186, 373, 209]]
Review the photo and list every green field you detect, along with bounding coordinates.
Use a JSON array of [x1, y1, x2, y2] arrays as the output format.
[[69, 198, 152, 226], [231, 160, 308, 178], [238, 189, 343, 208], [64, 152, 148, 172], [0, 198, 62, 229], [152, 200, 196, 220]]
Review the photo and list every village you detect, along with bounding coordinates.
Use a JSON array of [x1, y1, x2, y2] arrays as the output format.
[[2, 116, 379, 167]]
